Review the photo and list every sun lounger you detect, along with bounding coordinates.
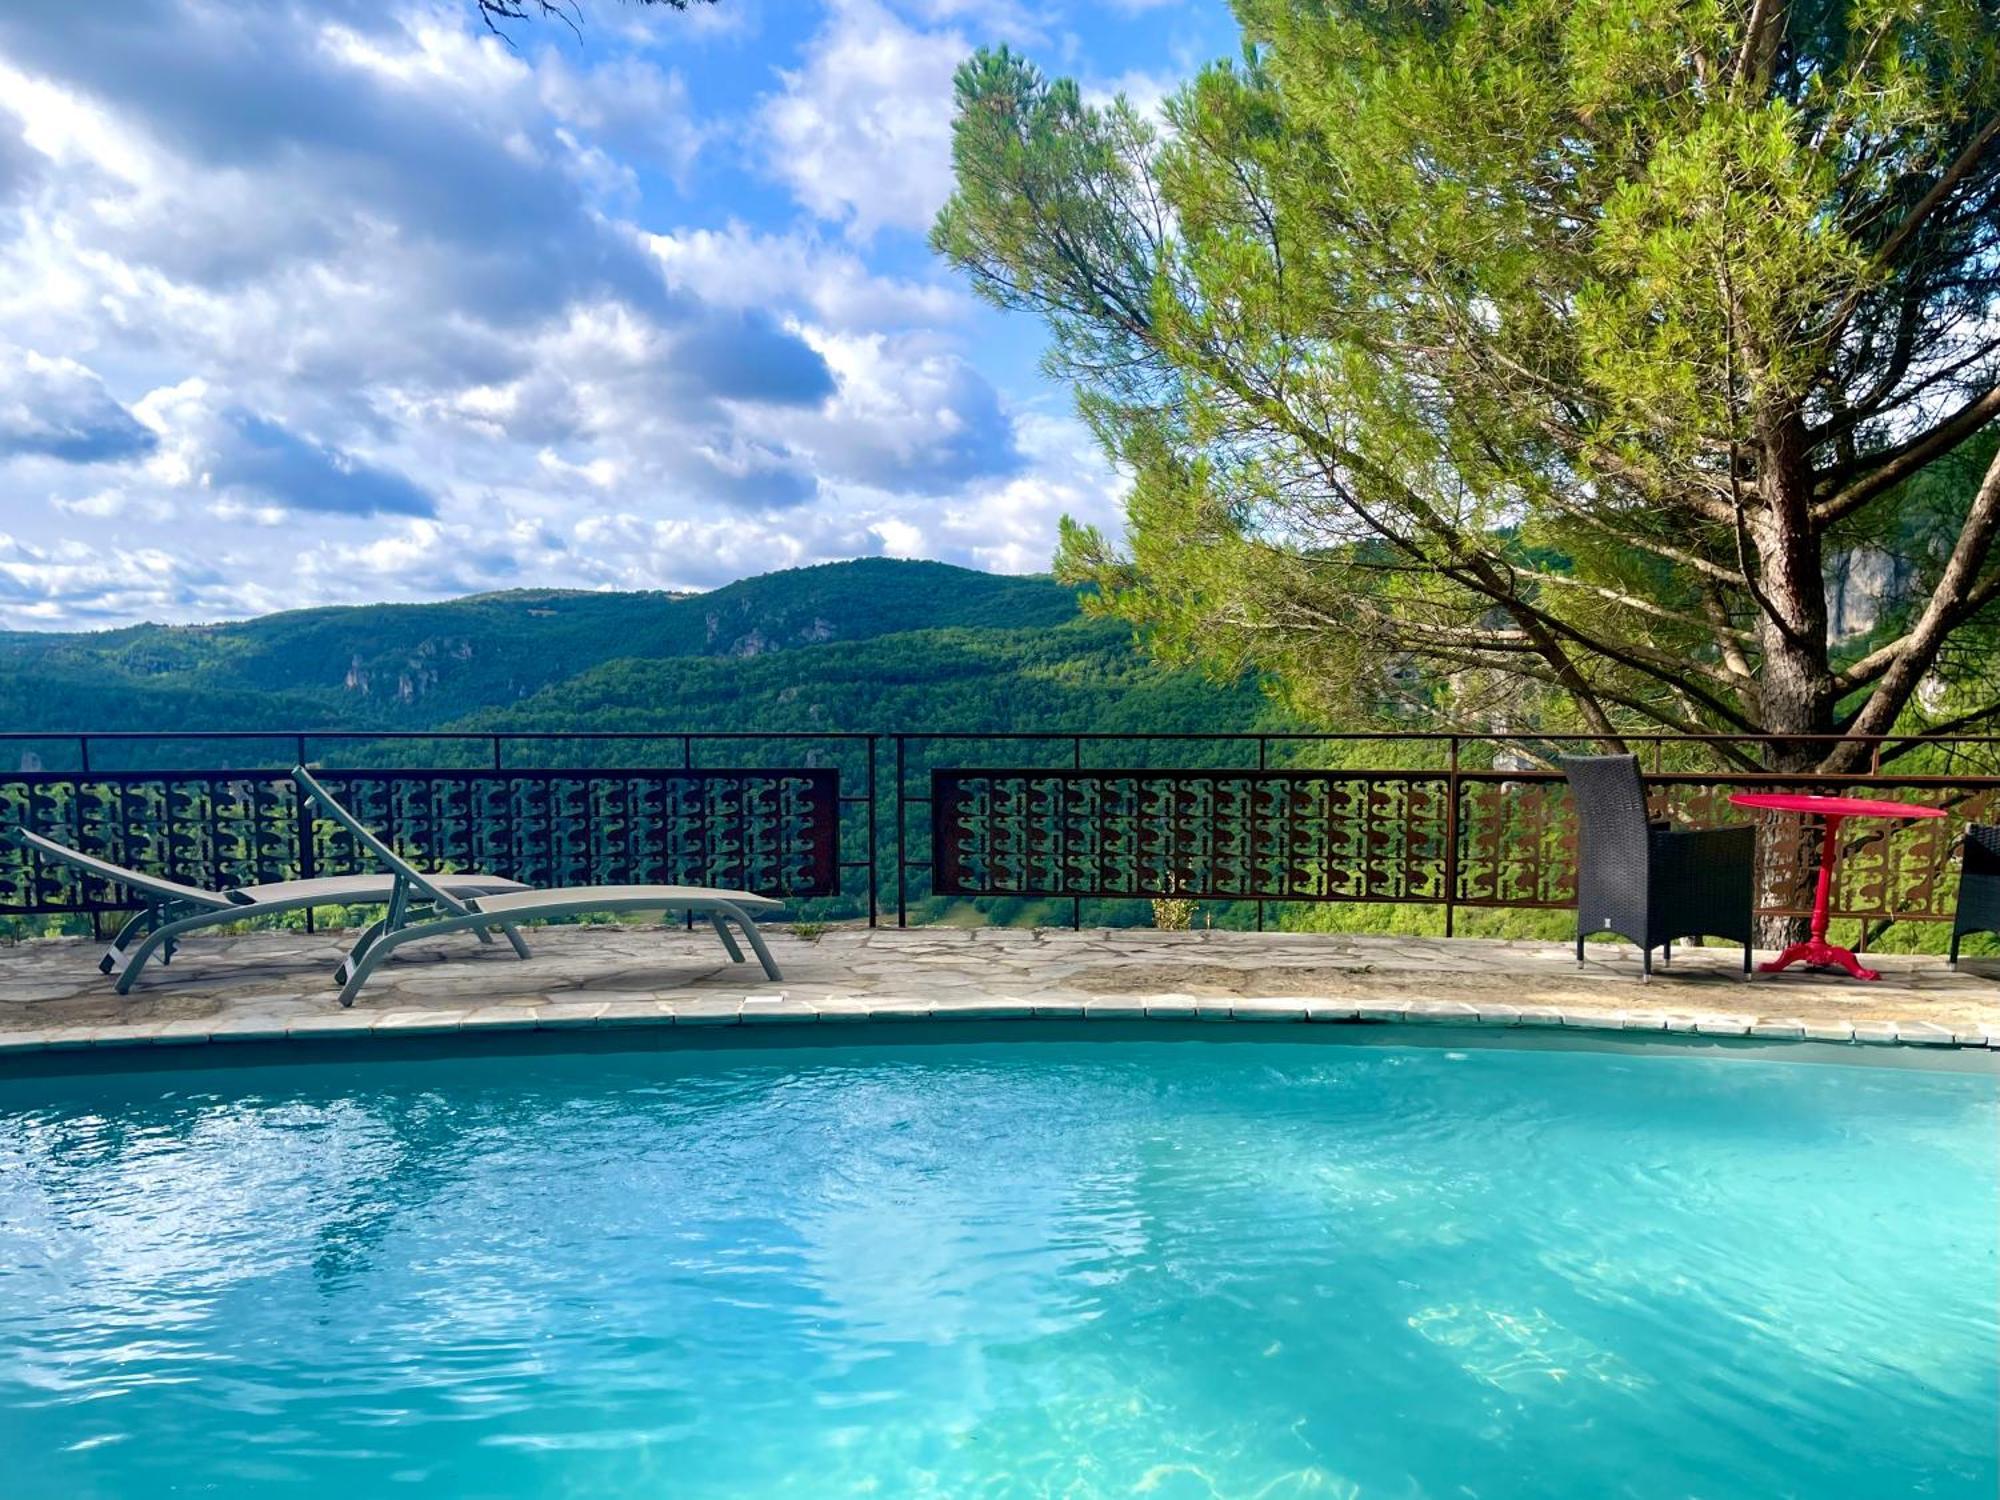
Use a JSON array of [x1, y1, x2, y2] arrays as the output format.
[[292, 766, 786, 1005], [2, 825, 531, 994]]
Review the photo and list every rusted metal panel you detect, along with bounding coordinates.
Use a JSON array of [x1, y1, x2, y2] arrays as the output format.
[[932, 765, 2000, 926], [0, 767, 841, 913]]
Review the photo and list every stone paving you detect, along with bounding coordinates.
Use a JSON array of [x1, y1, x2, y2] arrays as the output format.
[[2, 922, 1998, 1057]]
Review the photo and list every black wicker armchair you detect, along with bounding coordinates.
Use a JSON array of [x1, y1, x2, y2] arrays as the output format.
[[1558, 754, 1755, 978], [1949, 824, 2000, 967]]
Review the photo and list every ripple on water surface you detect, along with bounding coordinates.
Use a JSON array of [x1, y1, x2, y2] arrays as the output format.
[[0, 1031, 1995, 1498]]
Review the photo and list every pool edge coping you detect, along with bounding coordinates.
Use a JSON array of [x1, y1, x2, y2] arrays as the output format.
[[3, 992, 1995, 1058]]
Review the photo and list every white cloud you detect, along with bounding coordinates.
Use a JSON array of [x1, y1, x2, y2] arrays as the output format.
[[896, 1, 1052, 46], [1082, 67, 1177, 126], [753, 326, 1020, 492], [534, 49, 707, 188], [536, 448, 620, 489], [0, 4, 850, 546], [0, 404, 1127, 627], [759, 0, 966, 239], [0, 345, 156, 463], [125, 377, 436, 519], [923, 408, 1126, 573], [0, 1, 1154, 629], [870, 515, 925, 556], [0, 529, 276, 627], [647, 221, 966, 331], [50, 489, 140, 520]]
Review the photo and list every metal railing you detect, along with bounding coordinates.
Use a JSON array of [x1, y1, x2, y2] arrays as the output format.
[[891, 730, 2000, 941], [7, 729, 2000, 944], [1, 732, 877, 929]]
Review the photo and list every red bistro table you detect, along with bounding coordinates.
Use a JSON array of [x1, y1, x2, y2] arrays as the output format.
[[1727, 792, 1945, 981]]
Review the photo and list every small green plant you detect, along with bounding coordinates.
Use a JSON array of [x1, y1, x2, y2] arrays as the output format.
[[1150, 884, 1195, 932], [790, 920, 831, 943]]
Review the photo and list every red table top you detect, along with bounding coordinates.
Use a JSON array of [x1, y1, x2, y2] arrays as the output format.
[[1727, 792, 1946, 820]]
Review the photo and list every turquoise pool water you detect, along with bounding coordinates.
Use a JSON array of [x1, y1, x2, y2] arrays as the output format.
[[0, 1028, 1994, 1498]]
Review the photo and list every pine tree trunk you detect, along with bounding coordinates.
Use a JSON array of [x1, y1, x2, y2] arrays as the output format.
[[1747, 438, 1833, 950]]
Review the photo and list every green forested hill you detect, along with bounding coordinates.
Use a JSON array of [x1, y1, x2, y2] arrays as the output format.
[[0, 559, 1306, 935], [0, 559, 1288, 739], [467, 618, 1282, 736]]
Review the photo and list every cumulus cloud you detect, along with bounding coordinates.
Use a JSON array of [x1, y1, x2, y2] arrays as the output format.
[[0, 347, 156, 463], [934, 410, 1126, 572], [208, 410, 435, 519], [0, 0, 1154, 628], [0, 530, 253, 625], [761, 328, 1022, 493], [298, 512, 570, 597], [0, 2, 862, 534], [760, 0, 966, 239], [51, 488, 171, 523], [648, 222, 966, 332], [0, 108, 36, 206], [124, 377, 433, 519], [0, 4, 832, 453], [675, 307, 840, 407], [535, 50, 707, 188]]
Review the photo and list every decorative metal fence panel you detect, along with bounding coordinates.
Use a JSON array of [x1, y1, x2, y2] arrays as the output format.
[[7, 730, 2000, 936], [0, 768, 840, 915], [1644, 776, 2000, 926], [931, 769, 1450, 901], [930, 765, 2000, 929], [1, 774, 302, 912]]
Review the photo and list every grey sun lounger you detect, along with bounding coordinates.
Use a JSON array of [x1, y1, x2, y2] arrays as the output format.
[[2, 825, 531, 994], [292, 765, 787, 1006]]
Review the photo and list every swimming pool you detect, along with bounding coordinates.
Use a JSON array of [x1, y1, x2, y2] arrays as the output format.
[[1, 1026, 1994, 1497]]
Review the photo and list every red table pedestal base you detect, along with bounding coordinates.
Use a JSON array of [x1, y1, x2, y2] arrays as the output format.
[[1726, 793, 1944, 985], [1759, 938, 1878, 983]]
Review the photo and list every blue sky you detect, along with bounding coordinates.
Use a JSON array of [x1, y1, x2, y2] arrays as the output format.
[[0, 0, 1236, 629]]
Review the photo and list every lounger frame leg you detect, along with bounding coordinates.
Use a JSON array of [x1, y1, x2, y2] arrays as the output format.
[[115, 906, 238, 994], [333, 904, 781, 1005], [707, 912, 745, 964], [336, 914, 491, 1006], [336, 910, 531, 984], [339, 925, 422, 1006], [714, 901, 782, 982], [100, 905, 160, 974], [469, 921, 532, 956], [337, 914, 390, 985]]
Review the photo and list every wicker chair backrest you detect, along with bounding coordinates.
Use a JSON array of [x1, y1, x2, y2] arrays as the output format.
[[1558, 754, 1651, 862]]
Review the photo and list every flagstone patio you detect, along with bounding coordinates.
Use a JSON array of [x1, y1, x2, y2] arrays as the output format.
[[2, 923, 1998, 1056]]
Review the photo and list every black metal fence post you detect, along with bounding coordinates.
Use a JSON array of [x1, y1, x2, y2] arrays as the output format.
[[866, 734, 878, 928], [78, 735, 97, 940], [296, 734, 314, 934], [1072, 735, 1083, 932], [1443, 735, 1460, 938], [1256, 736, 1268, 933], [895, 734, 908, 928]]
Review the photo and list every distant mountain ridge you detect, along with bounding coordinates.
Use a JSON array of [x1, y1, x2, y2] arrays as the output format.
[[0, 559, 1291, 739]]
